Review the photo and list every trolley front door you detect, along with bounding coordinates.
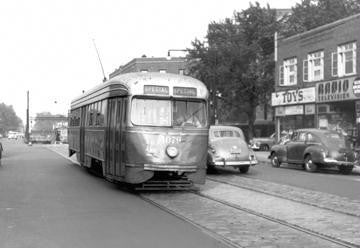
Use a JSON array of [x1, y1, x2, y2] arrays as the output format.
[[107, 98, 125, 178]]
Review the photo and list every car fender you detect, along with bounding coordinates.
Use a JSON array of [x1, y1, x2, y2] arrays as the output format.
[[303, 145, 324, 163], [270, 144, 287, 162]]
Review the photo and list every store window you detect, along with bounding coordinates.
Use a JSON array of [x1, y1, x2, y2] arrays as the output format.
[[279, 57, 297, 86], [332, 42, 357, 77], [303, 51, 324, 82]]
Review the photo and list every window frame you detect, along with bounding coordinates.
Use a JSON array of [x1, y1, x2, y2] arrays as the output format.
[[304, 51, 324, 82], [333, 42, 357, 77], [281, 57, 297, 86]]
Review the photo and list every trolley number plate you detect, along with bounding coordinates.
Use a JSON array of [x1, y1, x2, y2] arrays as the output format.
[[165, 136, 183, 144]]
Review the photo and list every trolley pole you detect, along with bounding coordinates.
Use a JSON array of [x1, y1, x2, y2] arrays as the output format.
[[25, 91, 30, 143]]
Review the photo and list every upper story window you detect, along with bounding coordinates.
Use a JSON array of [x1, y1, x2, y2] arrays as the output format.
[[279, 57, 297, 86], [332, 42, 357, 77], [303, 51, 324, 82]]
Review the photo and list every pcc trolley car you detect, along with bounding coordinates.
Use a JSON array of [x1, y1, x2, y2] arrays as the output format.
[[68, 72, 209, 189]]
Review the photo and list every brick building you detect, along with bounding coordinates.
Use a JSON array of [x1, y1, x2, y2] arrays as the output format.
[[109, 56, 187, 78], [273, 14, 360, 143]]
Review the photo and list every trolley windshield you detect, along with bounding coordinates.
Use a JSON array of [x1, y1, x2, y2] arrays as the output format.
[[131, 98, 207, 127]]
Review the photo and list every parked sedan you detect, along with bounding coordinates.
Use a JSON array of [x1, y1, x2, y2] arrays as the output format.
[[207, 125, 258, 173], [250, 133, 276, 151], [269, 128, 356, 174]]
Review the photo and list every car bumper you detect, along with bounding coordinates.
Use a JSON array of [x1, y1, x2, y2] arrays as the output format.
[[322, 158, 355, 167], [210, 159, 258, 167]]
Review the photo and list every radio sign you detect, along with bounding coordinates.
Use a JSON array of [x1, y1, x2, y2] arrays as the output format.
[[144, 85, 169, 95], [317, 77, 358, 102], [173, 87, 197, 97]]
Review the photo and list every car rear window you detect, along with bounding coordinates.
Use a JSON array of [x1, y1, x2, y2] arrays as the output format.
[[213, 130, 241, 138]]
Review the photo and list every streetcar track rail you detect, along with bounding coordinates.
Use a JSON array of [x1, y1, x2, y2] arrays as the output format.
[[140, 189, 359, 248], [192, 190, 360, 248], [138, 193, 243, 248], [207, 176, 360, 218]]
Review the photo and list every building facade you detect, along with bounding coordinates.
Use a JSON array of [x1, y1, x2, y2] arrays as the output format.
[[109, 57, 187, 78], [273, 14, 360, 143]]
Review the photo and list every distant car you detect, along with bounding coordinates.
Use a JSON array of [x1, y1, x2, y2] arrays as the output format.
[[207, 125, 258, 173], [250, 133, 276, 151], [269, 128, 356, 174]]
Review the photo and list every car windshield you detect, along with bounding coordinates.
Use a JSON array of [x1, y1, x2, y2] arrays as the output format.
[[320, 132, 350, 148], [131, 98, 206, 127]]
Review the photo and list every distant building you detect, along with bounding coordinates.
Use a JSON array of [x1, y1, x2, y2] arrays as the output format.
[[273, 14, 360, 142], [109, 56, 187, 78]]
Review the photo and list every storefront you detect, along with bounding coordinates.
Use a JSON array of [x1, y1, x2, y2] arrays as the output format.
[[272, 87, 316, 140], [316, 76, 359, 146]]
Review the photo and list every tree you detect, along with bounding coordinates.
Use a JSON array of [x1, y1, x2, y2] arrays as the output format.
[[281, 0, 360, 37], [188, 2, 278, 138], [0, 103, 23, 135]]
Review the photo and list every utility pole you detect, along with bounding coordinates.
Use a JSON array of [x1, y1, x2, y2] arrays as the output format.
[[25, 90, 30, 143]]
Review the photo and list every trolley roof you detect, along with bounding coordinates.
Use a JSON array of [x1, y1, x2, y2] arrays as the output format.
[[71, 72, 209, 109]]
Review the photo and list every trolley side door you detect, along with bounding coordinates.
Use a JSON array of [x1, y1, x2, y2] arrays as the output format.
[[115, 97, 125, 177], [107, 98, 117, 176], [79, 105, 86, 164]]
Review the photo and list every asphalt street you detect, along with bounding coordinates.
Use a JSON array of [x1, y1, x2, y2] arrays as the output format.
[[234, 151, 360, 200], [0, 139, 229, 248]]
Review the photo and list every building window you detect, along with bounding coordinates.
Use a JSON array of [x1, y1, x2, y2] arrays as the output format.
[[159, 69, 166, 73], [179, 69, 184, 75], [140, 70, 148, 73], [332, 42, 356, 77], [303, 51, 324, 82], [279, 57, 297, 86]]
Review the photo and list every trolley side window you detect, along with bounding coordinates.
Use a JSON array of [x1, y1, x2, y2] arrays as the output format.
[[131, 98, 171, 126]]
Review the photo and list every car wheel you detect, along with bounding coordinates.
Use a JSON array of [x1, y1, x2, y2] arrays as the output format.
[[239, 166, 249, 173], [304, 155, 317, 172], [338, 166, 353, 174], [270, 153, 281, 167]]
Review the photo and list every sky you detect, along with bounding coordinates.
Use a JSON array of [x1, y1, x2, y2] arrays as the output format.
[[0, 0, 299, 124]]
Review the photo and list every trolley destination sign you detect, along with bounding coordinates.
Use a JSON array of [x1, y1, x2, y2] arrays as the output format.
[[144, 85, 169, 95]]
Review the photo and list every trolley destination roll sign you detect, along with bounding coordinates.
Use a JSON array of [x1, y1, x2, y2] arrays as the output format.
[[144, 85, 197, 97]]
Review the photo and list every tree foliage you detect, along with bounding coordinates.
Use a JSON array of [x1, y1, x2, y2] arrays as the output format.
[[188, 2, 278, 138], [0, 103, 23, 135], [281, 0, 360, 37]]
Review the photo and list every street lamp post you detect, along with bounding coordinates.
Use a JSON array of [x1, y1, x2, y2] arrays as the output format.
[[25, 90, 30, 143]]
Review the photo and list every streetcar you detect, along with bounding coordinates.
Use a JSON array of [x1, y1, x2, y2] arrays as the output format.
[[68, 72, 209, 189]]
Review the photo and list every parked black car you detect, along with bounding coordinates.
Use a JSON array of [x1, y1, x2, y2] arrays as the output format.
[[269, 129, 356, 174]]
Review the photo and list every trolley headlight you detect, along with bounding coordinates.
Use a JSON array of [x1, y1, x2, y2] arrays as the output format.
[[166, 146, 178, 158]]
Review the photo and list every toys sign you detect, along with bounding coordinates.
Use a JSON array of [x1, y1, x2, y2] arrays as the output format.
[[271, 87, 315, 106]]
